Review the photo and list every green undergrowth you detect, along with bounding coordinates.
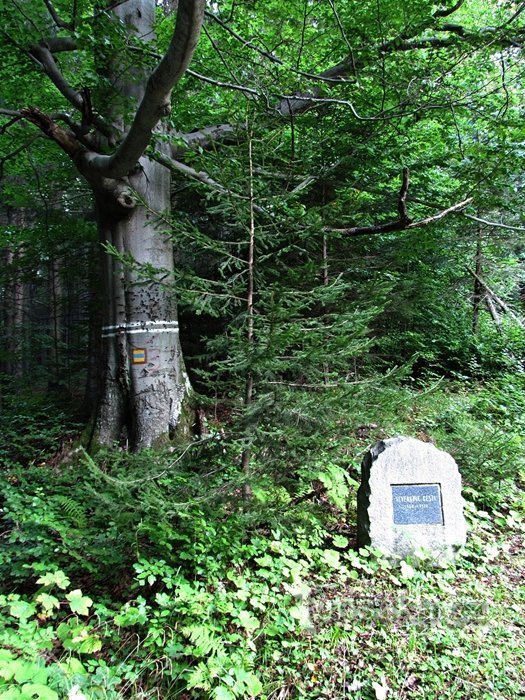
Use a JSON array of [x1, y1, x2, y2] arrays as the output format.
[[0, 375, 524, 699]]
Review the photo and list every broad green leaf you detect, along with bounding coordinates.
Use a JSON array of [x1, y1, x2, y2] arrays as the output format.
[[35, 594, 60, 614], [322, 549, 341, 569], [20, 684, 58, 700], [237, 610, 260, 633], [65, 590, 93, 616], [8, 601, 35, 620], [58, 659, 87, 676], [14, 664, 48, 685], [36, 571, 70, 590]]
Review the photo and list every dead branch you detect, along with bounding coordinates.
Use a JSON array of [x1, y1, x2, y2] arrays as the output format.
[[398, 167, 410, 223], [466, 266, 524, 327], [325, 170, 472, 236], [20, 107, 86, 162], [464, 213, 525, 232], [485, 294, 503, 330], [406, 198, 473, 228]]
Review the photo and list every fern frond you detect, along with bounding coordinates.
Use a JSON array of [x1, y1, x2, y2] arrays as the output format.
[[52, 495, 87, 528], [181, 624, 225, 657]]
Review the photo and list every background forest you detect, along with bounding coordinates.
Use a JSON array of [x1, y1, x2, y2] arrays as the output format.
[[1, 0, 525, 698]]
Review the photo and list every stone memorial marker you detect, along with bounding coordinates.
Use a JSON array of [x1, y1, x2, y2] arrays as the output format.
[[357, 436, 467, 561]]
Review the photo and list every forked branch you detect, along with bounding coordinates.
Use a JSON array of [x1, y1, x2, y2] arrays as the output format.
[[82, 0, 205, 179], [466, 266, 524, 328], [325, 169, 472, 236]]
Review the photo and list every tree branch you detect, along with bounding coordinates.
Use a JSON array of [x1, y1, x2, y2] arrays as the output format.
[[19, 106, 137, 208], [466, 266, 524, 327], [463, 213, 525, 232], [43, 37, 78, 52], [285, 10, 525, 116], [325, 170, 472, 236], [83, 0, 205, 179], [277, 93, 383, 119], [152, 148, 266, 214], [433, 1, 465, 19], [0, 108, 22, 119], [27, 43, 113, 137], [171, 123, 238, 157], [43, 0, 73, 30], [152, 149, 230, 192], [28, 44, 84, 112], [19, 107, 86, 162], [0, 134, 43, 177], [204, 10, 354, 85], [403, 198, 473, 228], [187, 69, 260, 96], [485, 293, 503, 330], [398, 167, 410, 223]]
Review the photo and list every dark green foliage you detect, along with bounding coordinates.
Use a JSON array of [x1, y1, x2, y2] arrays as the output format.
[[0, 388, 79, 469], [1, 375, 524, 697]]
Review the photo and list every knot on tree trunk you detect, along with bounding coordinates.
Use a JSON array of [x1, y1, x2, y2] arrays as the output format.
[[159, 101, 172, 118], [116, 190, 136, 210]]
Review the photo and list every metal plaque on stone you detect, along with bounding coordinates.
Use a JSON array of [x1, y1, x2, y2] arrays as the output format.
[[391, 483, 443, 525]]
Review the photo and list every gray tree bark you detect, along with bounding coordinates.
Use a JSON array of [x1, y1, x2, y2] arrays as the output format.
[[93, 158, 190, 449], [18, 0, 203, 449], [86, 0, 199, 449]]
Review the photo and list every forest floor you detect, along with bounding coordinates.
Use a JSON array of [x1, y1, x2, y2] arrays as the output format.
[[2, 379, 525, 700], [270, 526, 525, 700]]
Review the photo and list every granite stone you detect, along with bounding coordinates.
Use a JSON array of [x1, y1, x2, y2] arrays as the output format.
[[357, 436, 467, 561]]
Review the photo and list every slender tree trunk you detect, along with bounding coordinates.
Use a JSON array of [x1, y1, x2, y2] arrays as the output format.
[[84, 242, 102, 417], [2, 247, 25, 378], [49, 253, 63, 389], [472, 223, 483, 334], [241, 132, 255, 497], [1, 200, 26, 379]]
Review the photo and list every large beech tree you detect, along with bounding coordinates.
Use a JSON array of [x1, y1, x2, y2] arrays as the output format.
[[3, 0, 206, 448], [1, 0, 524, 449]]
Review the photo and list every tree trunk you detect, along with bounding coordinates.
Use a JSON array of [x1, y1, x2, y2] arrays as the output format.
[[12, 0, 203, 449], [472, 223, 483, 334], [48, 252, 63, 389], [91, 156, 191, 450], [1, 246, 25, 378], [0, 200, 27, 379], [89, 0, 192, 450]]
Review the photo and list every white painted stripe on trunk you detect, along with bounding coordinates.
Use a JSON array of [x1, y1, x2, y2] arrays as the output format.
[[102, 320, 179, 331], [102, 328, 180, 338]]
